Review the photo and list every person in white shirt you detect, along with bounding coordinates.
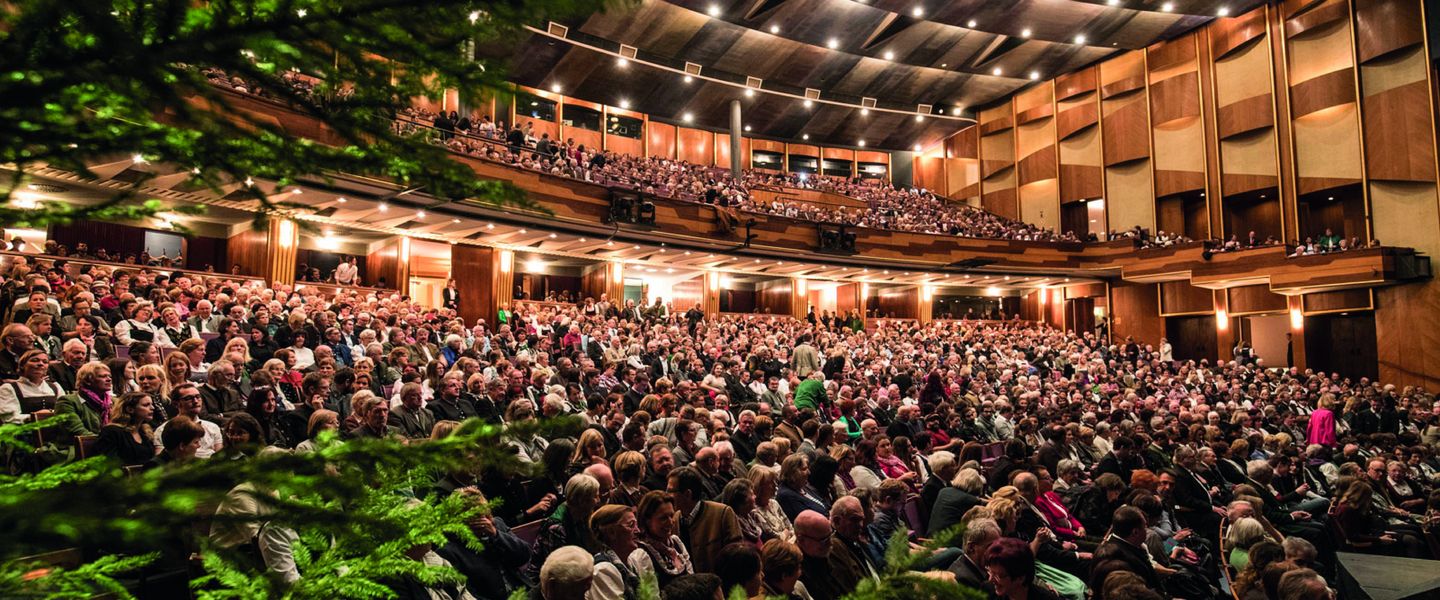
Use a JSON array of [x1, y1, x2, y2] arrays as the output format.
[[1159, 338, 1174, 362], [154, 383, 224, 459], [114, 303, 174, 348], [333, 256, 359, 286]]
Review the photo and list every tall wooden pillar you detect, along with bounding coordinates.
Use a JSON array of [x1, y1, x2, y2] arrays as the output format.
[[1286, 295, 1306, 370], [791, 278, 810, 320], [836, 282, 863, 326], [365, 236, 411, 292], [701, 271, 721, 318], [227, 218, 297, 287], [917, 285, 934, 323], [1214, 290, 1236, 362]]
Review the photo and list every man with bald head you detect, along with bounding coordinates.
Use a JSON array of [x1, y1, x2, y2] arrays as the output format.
[[795, 509, 858, 600], [832, 495, 883, 582], [583, 463, 614, 500]]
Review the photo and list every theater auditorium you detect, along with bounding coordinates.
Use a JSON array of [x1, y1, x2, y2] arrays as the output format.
[[3, 0, 1440, 598]]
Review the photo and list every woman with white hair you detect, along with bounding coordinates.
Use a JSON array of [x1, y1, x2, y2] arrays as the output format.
[[526, 473, 602, 583], [1224, 517, 1273, 571]]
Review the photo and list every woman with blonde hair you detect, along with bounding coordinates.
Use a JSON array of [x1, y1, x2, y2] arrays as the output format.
[[134, 363, 171, 427], [56, 361, 114, 439], [747, 465, 795, 542], [609, 450, 648, 506], [94, 391, 157, 465], [571, 428, 609, 473]]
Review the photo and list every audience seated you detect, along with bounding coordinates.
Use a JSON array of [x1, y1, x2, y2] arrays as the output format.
[[6, 228, 1440, 600]]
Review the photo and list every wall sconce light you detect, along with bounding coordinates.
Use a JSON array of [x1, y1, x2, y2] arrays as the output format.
[[499, 249, 513, 273], [1216, 308, 1229, 331], [611, 262, 624, 284], [1289, 307, 1304, 330]]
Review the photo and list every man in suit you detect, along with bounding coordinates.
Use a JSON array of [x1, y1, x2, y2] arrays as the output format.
[[198, 359, 244, 423], [389, 382, 436, 439], [831, 495, 883, 581], [1036, 425, 1067, 475], [188, 300, 221, 334], [1093, 506, 1162, 591], [48, 339, 89, 393], [57, 298, 109, 336], [791, 335, 820, 378], [948, 517, 1000, 592], [434, 488, 531, 600], [666, 467, 742, 574], [1093, 435, 1140, 484], [1169, 446, 1226, 550], [795, 510, 860, 600]]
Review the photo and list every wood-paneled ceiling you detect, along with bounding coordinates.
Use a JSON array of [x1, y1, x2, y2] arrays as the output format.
[[491, 0, 1261, 150]]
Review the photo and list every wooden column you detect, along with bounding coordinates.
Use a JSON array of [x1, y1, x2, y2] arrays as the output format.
[[701, 271, 721, 318], [836, 282, 863, 326], [227, 218, 297, 287], [1214, 290, 1236, 362], [365, 236, 411, 292], [917, 285, 934, 323], [1286, 295, 1307, 371], [791, 278, 810, 320]]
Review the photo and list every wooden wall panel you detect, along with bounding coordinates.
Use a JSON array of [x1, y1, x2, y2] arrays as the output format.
[[1211, 9, 1270, 59], [1293, 102, 1363, 192], [566, 127, 603, 153], [452, 245, 498, 326], [982, 186, 1018, 221], [676, 127, 714, 166], [1102, 95, 1150, 165], [1060, 121, 1104, 202], [1160, 281, 1215, 315], [1302, 289, 1373, 313], [1217, 94, 1277, 139], [607, 134, 644, 158], [1100, 51, 1147, 99], [1227, 284, 1288, 315], [1354, 0, 1424, 62], [1363, 78, 1436, 182], [647, 121, 676, 160], [1111, 281, 1165, 344], [1153, 118, 1205, 197], [1057, 101, 1099, 140], [1017, 144, 1058, 184], [1290, 68, 1357, 117], [981, 130, 1016, 178], [1056, 67, 1099, 101], [1376, 283, 1440, 389], [1149, 71, 1202, 125], [857, 150, 889, 164]]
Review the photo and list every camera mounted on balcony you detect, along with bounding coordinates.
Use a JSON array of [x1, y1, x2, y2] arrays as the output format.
[[605, 190, 656, 227], [817, 223, 857, 255]]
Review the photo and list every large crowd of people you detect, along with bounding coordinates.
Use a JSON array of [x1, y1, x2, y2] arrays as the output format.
[[3, 246, 1438, 600]]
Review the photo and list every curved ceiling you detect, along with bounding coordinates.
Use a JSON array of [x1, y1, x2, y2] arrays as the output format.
[[493, 0, 1260, 151]]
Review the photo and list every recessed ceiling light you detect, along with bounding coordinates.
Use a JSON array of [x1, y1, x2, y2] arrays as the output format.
[[911, 6, 924, 17], [707, 4, 721, 16], [452, 218, 461, 223], [1161, 2, 1174, 11], [550, 83, 561, 93], [1074, 34, 1086, 44], [619, 99, 630, 109], [827, 38, 839, 49], [857, 140, 866, 147], [941, 63, 948, 67], [1021, 28, 1032, 38], [770, 24, 780, 34], [1107, 0, 1119, 5], [1216, 6, 1230, 16], [416, 210, 426, 218], [883, 50, 895, 60], [992, 66, 1003, 76], [744, 88, 754, 97], [803, 99, 813, 108], [487, 223, 494, 228], [802, 134, 809, 140], [914, 144, 923, 151], [1030, 70, 1040, 80], [336, 197, 347, 203], [952, 107, 963, 115], [966, 19, 977, 27], [744, 125, 752, 131], [860, 108, 869, 116], [914, 114, 924, 122], [378, 203, 389, 212], [131, 153, 146, 164], [616, 58, 628, 67], [682, 112, 694, 123]]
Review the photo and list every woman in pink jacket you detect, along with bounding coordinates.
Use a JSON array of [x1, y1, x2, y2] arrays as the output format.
[[1307, 394, 1338, 447]]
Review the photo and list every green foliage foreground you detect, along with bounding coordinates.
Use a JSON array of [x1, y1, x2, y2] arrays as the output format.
[[0, 413, 987, 600]]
